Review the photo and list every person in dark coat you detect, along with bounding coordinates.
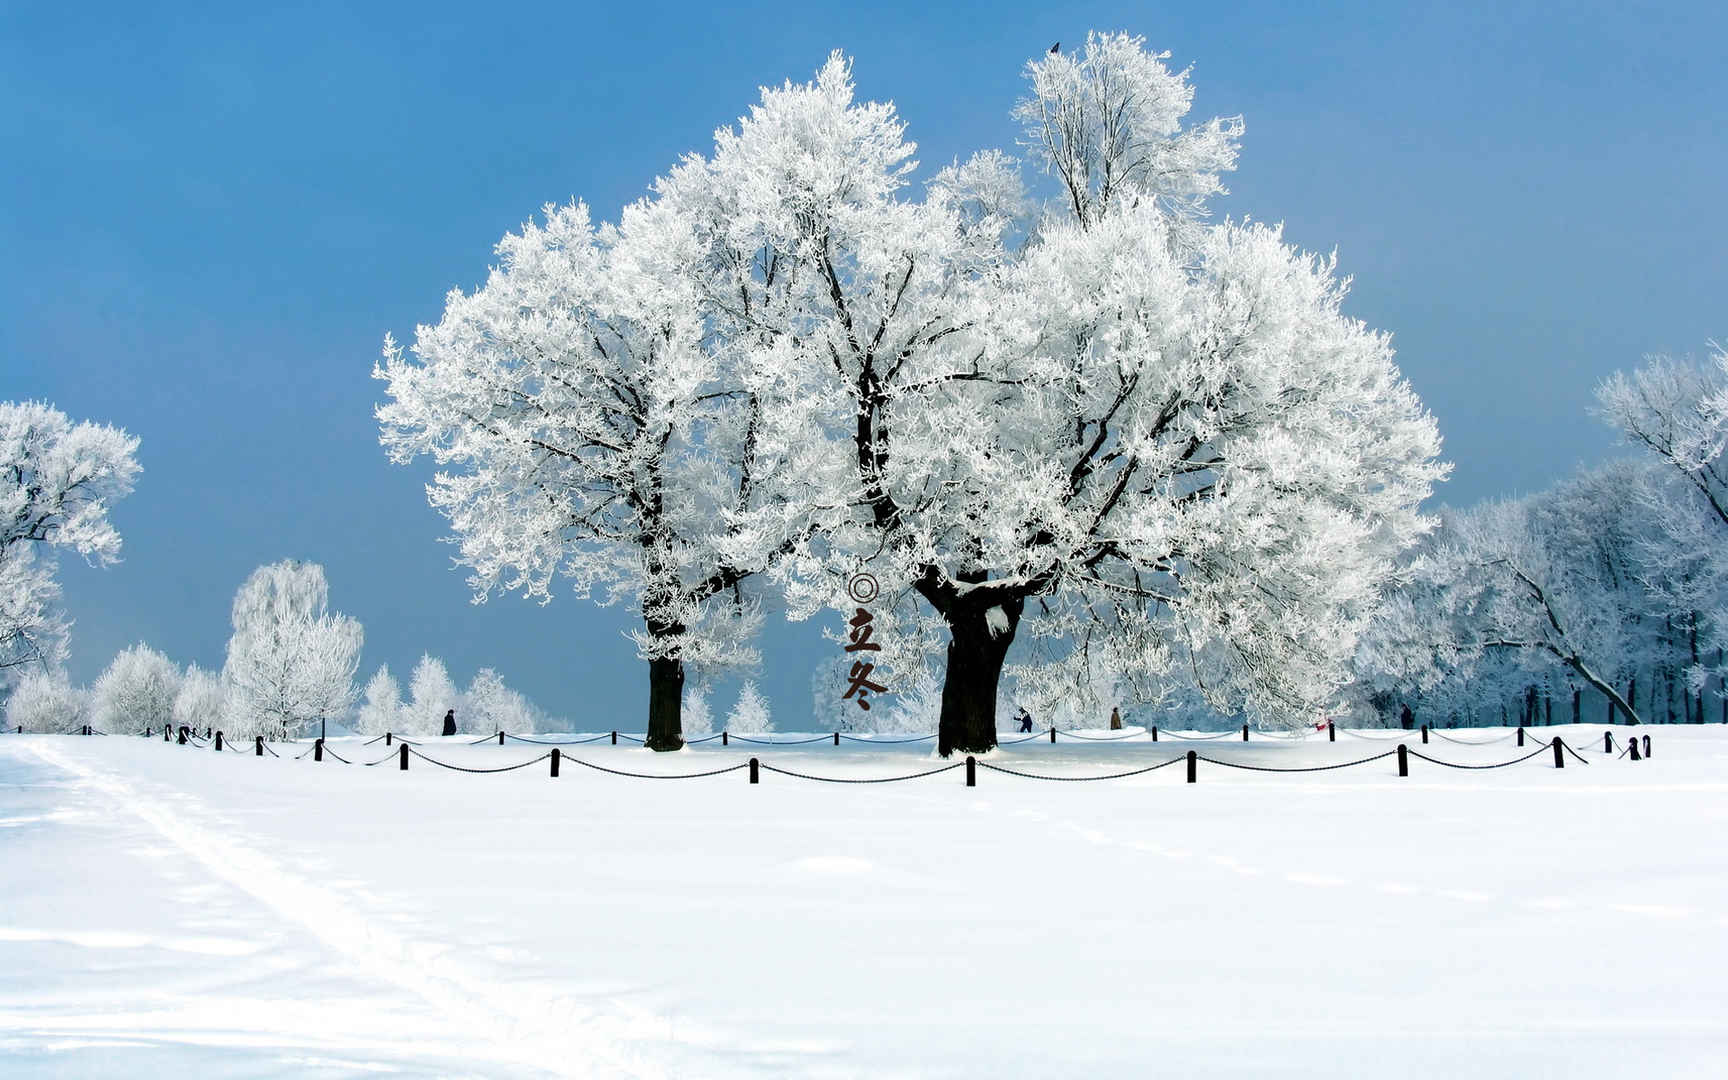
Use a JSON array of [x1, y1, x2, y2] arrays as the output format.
[[1399, 703, 1414, 730], [442, 708, 457, 736], [1015, 706, 1034, 733]]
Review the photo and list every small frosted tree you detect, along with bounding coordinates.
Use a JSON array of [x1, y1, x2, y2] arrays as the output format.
[[5, 668, 87, 733], [91, 643, 181, 734], [682, 682, 714, 737], [727, 680, 773, 733], [405, 654, 459, 735], [355, 665, 402, 736], [0, 401, 141, 689], [222, 561, 363, 740], [461, 667, 538, 734], [173, 664, 228, 735]]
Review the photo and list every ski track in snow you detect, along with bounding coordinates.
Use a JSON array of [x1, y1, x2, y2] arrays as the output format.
[[23, 741, 690, 1080]]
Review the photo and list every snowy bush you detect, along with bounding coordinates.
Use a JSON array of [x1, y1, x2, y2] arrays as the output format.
[[354, 665, 401, 736], [727, 680, 772, 733], [404, 654, 458, 735], [5, 668, 87, 733], [91, 643, 181, 734], [173, 664, 228, 734]]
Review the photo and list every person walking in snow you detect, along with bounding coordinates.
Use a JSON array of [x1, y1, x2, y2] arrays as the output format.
[[1015, 706, 1034, 733], [442, 708, 457, 736], [1109, 706, 1122, 730]]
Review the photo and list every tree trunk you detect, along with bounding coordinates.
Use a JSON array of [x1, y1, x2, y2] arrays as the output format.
[[1572, 689, 1580, 725], [645, 653, 685, 752], [936, 603, 1019, 757]]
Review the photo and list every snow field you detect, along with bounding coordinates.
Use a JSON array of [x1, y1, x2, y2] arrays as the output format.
[[2, 725, 1725, 1077]]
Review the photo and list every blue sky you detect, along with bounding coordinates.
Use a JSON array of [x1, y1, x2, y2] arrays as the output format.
[[5, 1, 1724, 726]]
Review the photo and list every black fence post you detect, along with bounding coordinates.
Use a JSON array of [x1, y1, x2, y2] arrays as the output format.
[[611, 730, 618, 746], [163, 726, 170, 742], [1151, 726, 1158, 742], [1421, 724, 1429, 744], [1604, 731, 1612, 753], [550, 748, 560, 778], [215, 731, 224, 751], [385, 731, 393, 746], [1628, 737, 1642, 761], [145, 727, 152, 738], [1242, 724, 1249, 741], [1328, 722, 1336, 742], [1049, 727, 1057, 743], [833, 731, 840, 746], [314, 738, 323, 762], [1552, 737, 1564, 768], [399, 744, 409, 770], [177, 726, 188, 745], [1186, 750, 1197, 784], [749, 757, 759, 784], [1642, 734, 1651, 758], [722, 730, 729, 746], [966, 756, 976, 787], [498, 731, 505, 746], [1397, 744, 1409, 777], [1516, 726, 1525, 747], [255, 736, 264, 757]]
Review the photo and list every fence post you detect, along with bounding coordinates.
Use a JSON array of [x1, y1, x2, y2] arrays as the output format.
[[1186, 750, 1197, 784], [314, 738, 323, 762], [164, 726, 170, 742], [1421, 724, 1428, 744], [1397, 744, 1409, 777], [1151, 726, 1158, 742], [966, 755, 976, 787], [722, 730, 729, 746], [177, 726, 188, 745], [749, 757, 759, 784], [1516, 726, 1525, 747], [1329, 722, 1336, 742], [834, 731, 840, 746], [399, 744, 409, 770], [386, 731, 393, 746], [255, 736, 264, 757], [1551, 736, 1564, 768], [215, 731, 224, 751], [550, 748, 560, 778], [1643, 734, 1652, 758], [1628, 737, 1641, 761], [498, 731, 505, 746], [611, 730, 618, 746], [145, 727, 152, 738], [1050, 727, 1057, 743], [1604, 731, 1612, 753], [1242, 724, 1249, 741]]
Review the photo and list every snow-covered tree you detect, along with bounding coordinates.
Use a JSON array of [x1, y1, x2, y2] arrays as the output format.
[[90, 643, 180, 734], [656, 42, 1443, 753], [0, 401, 141, 688], [404, 654, 458, 735], [461, 666, 538, 735], [376, 192, 824, 751], [354, 665, 402, 736], [173, 664, 228, 735], [1409, 476, 1647, 724], [682, 681, 714, 737], [4, 668, 88, 733], [727, 679, 772, 733], [222, 561, 363, 740]]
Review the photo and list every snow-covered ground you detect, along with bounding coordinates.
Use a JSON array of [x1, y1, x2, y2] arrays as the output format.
[[2, 725, 1723, 1078]]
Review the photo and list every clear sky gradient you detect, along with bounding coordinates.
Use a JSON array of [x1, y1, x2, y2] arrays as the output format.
[[5, 1, 1724, 725]]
